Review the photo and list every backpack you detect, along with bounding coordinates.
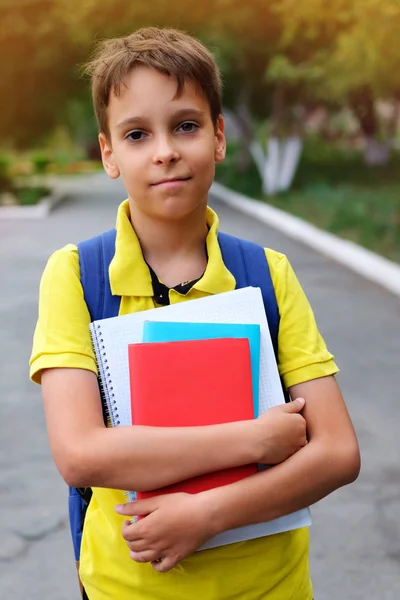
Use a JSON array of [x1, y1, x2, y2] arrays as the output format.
[[70, 228, 284, 596]]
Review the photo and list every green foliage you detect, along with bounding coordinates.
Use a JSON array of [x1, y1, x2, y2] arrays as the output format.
[[0, 152, 12, 191], [2, 0, 400, 150], [205, 0, 281, 119], [31, 151, 51, 174], [66, 97, 99, 148], [215, 139, 400, 263], [216, 148, 262, 198], [0, 152, 11, 175], [0, 0, 87, 148], [0, 0, 224, 149], [15, 186, 50, 205], [268, 183, 400, 263], [0, 150, 50, 204], [295, 136, 400, 189], [273, 0, 400, 102], [266, 54, 324, 85]]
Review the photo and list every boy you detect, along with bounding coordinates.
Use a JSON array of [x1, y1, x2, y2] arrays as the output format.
[[30, 27, 360, 600]]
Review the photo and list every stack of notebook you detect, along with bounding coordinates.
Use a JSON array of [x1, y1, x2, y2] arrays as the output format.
[[90, 286, 311, 551], [129, 326, 260, 500]]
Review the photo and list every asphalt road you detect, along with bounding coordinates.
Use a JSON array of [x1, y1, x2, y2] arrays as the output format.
[[1, 173, 399, 599]]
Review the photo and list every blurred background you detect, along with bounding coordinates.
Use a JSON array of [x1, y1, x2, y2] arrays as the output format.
[[1, 2, 400, 599], [1, 0, 400, 260]]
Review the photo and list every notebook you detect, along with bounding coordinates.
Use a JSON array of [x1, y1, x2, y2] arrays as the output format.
[[142, 321, 261, 417], [90, 286, 311, 547], [129, 338, 258, 500], [90, 287, 281, 426]]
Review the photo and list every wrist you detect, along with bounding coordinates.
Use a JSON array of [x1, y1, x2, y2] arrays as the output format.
[[230, 420, 261, 465], [196, 487, 229, 537]]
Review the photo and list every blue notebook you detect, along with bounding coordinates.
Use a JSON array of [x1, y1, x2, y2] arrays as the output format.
[[142, 321, 261, 417]]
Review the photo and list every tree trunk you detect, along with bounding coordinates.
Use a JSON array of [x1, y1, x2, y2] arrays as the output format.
[[249, 140, 266, 179], [233, 85, 304, 195], [276, 136, 303, 192], [258, 136, 303, 195], [350, 87, 392, 166], [350, 87, 377, 137], [364, 137, 391, 166], [262, 138, 281, 195]]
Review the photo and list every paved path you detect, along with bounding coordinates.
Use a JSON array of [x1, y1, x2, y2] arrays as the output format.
[[1, 173, 400, 599]]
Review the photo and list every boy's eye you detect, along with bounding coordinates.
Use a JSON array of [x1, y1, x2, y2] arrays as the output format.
[[126, 130, 145, 142], [177, 122, 198, 133]]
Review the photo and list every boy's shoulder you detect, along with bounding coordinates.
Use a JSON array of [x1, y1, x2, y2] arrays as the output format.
[[264, 247, 287, 264], [48, 243, 79, 261], [264, 247, 290, 280], [262, 247, 303, 306], [41, 244, 80, 284]]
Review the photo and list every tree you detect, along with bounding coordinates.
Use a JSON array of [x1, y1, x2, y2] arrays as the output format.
[[205, 0, 345, 194], [0, 0, 217, 149], [273, 0, 400, 165], [204, 0, 293, 193], [0, 0, 86, 148]]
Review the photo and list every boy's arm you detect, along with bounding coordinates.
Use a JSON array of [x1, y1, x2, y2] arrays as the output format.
[[41, 367, 306, 492], [118, 375, 360, 573], [205, 374, 360, 531], [42, 367, 254, 491]]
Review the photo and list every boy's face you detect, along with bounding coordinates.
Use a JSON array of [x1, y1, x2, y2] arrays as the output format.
[[99, 66, 226, 222]]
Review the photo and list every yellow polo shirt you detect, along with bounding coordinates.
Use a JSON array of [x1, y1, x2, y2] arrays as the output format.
[[30, 200, 338, 600]]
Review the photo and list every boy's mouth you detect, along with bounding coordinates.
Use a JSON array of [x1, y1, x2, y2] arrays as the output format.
[[151, 177, 191, 188]]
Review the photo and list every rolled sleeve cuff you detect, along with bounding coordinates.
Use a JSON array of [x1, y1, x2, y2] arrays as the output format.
[[30, 353, 98, 385], [282, 358, 339, 389]]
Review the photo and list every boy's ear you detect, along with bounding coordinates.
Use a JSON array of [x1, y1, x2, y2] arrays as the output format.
[[99, 133, 120, 179], [214, 115, 226, 163]]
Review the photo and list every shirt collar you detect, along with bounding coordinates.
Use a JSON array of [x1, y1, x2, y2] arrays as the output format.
[[109, 200, 153, 297], [109, 200, 236, 297]]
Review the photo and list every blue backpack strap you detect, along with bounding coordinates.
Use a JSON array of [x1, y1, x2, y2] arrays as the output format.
[[68, 487, 86, 562], [77, 228, 120, 322], [218, 232, 290, 406], [70, 230, 121, 568], [218, 232, 280, 356]]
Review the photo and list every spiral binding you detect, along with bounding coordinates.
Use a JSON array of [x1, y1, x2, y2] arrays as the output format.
[[91, 323, 121, 426], [91, 323, 137, 505]]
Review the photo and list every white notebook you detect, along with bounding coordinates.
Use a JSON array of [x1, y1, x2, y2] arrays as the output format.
[[90, 286, 311, 548]]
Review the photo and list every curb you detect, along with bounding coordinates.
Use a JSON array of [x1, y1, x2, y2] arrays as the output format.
[[211, 181, 400, 298], [0, 189, 66, 220]]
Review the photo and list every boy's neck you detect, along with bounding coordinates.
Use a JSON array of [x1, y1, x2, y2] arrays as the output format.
[[129, 203, 209, 286]]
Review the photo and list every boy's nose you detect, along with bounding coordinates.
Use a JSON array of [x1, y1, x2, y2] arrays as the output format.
[[152, 136, 180, 165]]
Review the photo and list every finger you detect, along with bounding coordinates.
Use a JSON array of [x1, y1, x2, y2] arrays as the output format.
[[126, 538, 151, 553], [122, 520, 142, 542], [130, 549, 159, 564], [114, 500, 153, 517], [284, 397, 305, 413], [151, 555, 177, 573], [115, 499, 156, 517], [115, 502, 136, 516]]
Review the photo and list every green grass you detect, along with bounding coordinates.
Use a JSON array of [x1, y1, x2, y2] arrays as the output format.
[[215, 145, 400, 263], [14, 186, 50, 206]]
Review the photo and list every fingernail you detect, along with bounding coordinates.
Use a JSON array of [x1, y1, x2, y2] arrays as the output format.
[[297, 398, 305, 406], [115, 504, 123, 513]]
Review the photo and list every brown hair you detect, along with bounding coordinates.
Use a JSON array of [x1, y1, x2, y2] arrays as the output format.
[[84, 27, 222, 138]]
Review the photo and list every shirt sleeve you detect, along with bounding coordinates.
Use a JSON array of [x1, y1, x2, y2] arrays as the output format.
[[29, 244, 97, 384], [265, 249, 339, 389]]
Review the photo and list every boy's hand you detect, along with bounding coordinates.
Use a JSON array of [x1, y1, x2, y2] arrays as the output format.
[[115, 493, 213, 572], [255, 398, 307, 465]]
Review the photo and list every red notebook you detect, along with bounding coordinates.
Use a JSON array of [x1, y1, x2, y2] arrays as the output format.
[[128, 337, 258, 500]]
